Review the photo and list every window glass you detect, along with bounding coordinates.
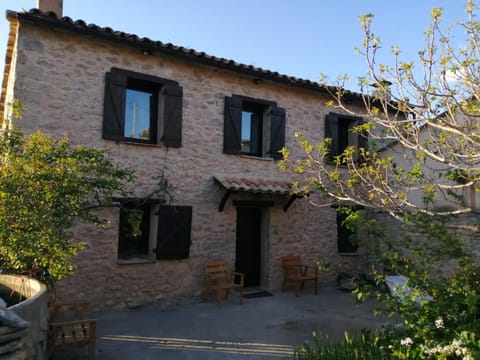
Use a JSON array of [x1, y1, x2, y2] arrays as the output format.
[[124, 88, 152, 141], [118, 204, 150, 259], [241, 106, 261, 155], [337, 211, 358, 253], [241, 110, 253, 153], [337, 120, 350, 155]]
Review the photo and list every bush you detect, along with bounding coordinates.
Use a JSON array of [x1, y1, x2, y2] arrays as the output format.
[[0, 130, 133, 283]]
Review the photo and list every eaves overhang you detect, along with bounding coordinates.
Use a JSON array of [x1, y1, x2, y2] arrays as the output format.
[[4, 9, 366, 102]]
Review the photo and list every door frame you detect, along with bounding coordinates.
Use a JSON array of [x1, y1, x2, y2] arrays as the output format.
[[233, 200, 271, 288]]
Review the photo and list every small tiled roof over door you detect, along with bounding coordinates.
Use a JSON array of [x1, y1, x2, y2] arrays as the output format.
[[213, 175, 299, 212], [213, 175, 292, 195]]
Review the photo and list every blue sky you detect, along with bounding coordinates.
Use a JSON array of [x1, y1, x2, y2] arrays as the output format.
[[0, 1, 469, 92]]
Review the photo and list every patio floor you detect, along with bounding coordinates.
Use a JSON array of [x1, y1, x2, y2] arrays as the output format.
[[51, 284, 388, 360]]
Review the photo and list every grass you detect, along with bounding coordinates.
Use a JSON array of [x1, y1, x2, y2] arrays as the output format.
[[294, 330, 390, 360]]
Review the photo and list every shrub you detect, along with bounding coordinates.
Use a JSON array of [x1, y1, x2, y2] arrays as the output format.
[[0, 130, 134, 283], [295, 331, 390, 360]]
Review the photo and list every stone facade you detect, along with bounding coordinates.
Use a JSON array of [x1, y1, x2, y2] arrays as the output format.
[[2, 10, 366, 310]]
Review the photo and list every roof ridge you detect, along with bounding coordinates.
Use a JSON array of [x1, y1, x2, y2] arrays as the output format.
[[7, 8, 364, 100]]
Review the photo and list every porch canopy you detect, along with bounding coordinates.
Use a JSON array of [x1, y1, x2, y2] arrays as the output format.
[[213, 175, 299, 212]]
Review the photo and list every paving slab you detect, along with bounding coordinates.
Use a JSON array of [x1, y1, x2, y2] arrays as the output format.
[[51, 285, 387, 359]]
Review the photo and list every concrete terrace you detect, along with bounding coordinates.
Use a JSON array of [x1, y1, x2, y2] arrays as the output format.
[[52, 285, 388, 360]]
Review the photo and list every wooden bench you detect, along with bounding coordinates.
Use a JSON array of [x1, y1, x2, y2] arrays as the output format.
[[203, 259, 244, 308], [281, 255, 318, 296], [48, 302, 96, 359]]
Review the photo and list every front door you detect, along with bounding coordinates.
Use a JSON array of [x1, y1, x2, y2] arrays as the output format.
[[235, 207, 262, 287]]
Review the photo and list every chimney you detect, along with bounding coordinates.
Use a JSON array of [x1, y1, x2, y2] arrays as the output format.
[[37, 0, 63, 17]]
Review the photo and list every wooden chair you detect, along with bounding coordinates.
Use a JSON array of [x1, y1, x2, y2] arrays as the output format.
[[203, 259, 244, 308], [281, 255, 318, 297], [48, 302, 96, 360]]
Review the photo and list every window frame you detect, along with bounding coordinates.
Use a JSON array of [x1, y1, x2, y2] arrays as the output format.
[[117, 200, 160, 261], [116, 200, 193, 263], [224, 95, 286, 160], [325, 112, 366, 163], [103, 67, 183, 147], [336, 210, 359, 254]]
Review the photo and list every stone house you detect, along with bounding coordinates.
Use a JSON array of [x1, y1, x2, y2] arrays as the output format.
[[1, 0, 370, 309]]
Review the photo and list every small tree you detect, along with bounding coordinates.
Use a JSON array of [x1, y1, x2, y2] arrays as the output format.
[[0, 104, 134, 284], [282, 1, 480, 358]]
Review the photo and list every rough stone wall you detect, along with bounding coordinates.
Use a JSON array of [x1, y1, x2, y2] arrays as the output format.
[[5, 22, 367, 309]]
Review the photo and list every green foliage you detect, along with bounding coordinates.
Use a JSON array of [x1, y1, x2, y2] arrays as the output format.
[[295, 331, 390, 360], [0, 130, 134, 283], [350, 214, 480, 359], [285, 2, 480, 358]]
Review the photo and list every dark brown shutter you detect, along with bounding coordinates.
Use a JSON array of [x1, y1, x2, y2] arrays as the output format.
[[162, 83, 183, 147], [269, 106, 286, 160], [325, 113, 340, 160], [223, 96, 242, 154], [156, 205, 192, 260], [103, 71, 127, 140]]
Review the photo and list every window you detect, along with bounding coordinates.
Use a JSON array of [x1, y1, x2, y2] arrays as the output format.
[[224, 95, 286, 159], [117, 201, 192, 261], [118, 201, 152, 259], [103, 68, 183, 147], [336, 210, 358, 254], [325, 112, 366, 163]]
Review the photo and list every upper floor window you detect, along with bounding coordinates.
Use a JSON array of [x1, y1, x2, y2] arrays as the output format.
[[224, 95, 286, 159], [103, 68, 183, 147], [325, 112, 366, 163]]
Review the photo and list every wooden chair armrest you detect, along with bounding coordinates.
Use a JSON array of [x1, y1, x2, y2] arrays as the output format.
[[209, 273, 227, 280], [232, 272, 244, 283], [206, 273, 229, 286]]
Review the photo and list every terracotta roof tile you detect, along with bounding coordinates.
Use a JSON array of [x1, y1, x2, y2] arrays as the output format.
[[214, 175, 292, 195], [6, 8, 365, 101]]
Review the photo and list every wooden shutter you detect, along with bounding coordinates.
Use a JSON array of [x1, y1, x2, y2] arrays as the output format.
[[156, 205, 192, 260], [162, 83, 183, 148], [223, 96, 242, 154], [325, 113, 340, 159], [269, 106, 286, 160], [103, 71, 127, 140]]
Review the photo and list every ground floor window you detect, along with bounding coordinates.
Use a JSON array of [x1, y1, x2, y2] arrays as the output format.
[[117, 201, 192, 261], [118, 202, 151, 259], [336, 209, 358, 254]]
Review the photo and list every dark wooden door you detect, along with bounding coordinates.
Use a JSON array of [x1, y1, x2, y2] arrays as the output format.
[[235, 207, 262, 287]]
